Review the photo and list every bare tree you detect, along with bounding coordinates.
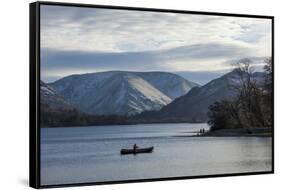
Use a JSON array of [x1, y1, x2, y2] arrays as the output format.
[[229, 59, 266, 129], [263, 58, 273, 127]]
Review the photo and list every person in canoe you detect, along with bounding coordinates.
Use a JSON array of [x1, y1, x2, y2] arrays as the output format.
[[133, 144, 139, 154]]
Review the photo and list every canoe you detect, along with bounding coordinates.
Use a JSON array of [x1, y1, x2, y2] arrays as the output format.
[[120, 146, 154, 155]]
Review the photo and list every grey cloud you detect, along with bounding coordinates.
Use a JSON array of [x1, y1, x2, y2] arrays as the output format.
[[41, 42, 257, 82], [41, 48, 160, 73], [159, 43, 252, 60], [42, 42, 252, 68]]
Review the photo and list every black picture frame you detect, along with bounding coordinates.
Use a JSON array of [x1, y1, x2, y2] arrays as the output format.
[[29, 1, 274, 188]]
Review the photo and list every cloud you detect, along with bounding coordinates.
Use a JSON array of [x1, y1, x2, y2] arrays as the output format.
[[41, 42, 267, 82], [41, 5, 271, 53], [40, 5, 272, 83]]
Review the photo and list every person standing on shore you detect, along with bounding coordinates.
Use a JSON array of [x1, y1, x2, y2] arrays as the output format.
[[133, 144, 139, 154]]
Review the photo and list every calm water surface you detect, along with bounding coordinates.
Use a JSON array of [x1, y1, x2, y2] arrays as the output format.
[[41, 123, 272, 185]]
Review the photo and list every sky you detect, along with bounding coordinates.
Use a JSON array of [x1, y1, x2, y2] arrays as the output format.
[[40, 5, 272, 84]]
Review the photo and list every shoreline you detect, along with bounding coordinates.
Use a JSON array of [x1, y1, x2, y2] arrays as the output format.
[[174, 127, 272, 138], [174, 134, 272, 138], [42, 124, 272, 138], [41, 122, 206, 128]]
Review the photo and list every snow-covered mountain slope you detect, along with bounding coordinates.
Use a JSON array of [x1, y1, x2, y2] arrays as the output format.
[[40, 81, 73, 110], [137, 72, 198, 99], [49, 71, 198, 115]]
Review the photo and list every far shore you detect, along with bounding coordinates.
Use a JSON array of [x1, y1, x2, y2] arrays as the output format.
[[174, 127, 272, 138], [40, 121, 206, 128]]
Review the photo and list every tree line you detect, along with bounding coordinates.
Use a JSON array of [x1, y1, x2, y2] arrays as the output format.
[[40, 104, 130, 127]]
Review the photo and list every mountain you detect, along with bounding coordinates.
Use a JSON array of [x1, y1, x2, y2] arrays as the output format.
[[49, 71, 198, 116], [135, 70, 265, 122], [40, 81, 74, 110], [41, 80, 132, 127]]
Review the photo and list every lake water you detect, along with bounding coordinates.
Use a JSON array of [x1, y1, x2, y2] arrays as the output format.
[[41, 123, 272, 186]]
